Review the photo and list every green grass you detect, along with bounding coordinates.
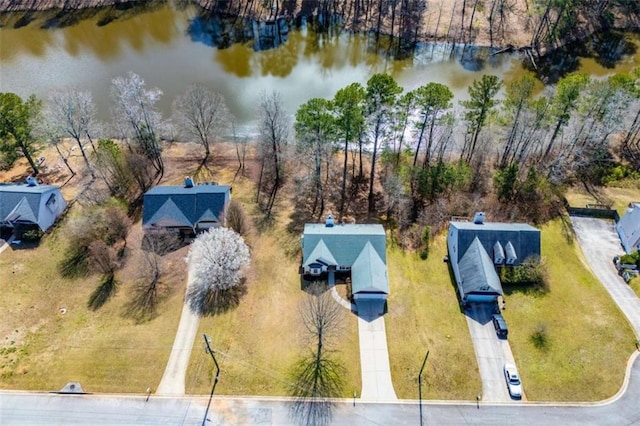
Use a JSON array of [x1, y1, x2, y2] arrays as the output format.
[[0, 225, 186, 393], [385, 235, 481, 400], [504, 219, 636, 401]]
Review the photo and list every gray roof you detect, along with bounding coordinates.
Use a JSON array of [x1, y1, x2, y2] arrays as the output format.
[[302, 223, 388, 295], [0, 184, 62, 229], [617, 205, 640, 253], [142, 184, 230, 229], [351, 241, 389, 294], [302, 224, 386, 266], [458, 237, 503, 296], [303, 239, 338, 268], [450, 220, 540, 265]]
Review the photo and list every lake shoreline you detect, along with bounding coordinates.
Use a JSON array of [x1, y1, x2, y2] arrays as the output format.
[[2, 0, 639, 62]]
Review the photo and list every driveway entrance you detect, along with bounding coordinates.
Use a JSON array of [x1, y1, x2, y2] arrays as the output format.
[[356, 299, 397, 401], [465, 303, 519, 402]]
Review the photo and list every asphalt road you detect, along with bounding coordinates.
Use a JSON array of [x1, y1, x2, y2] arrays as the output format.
[[571, 216, 640, 336], [2, 354, 640, 426]]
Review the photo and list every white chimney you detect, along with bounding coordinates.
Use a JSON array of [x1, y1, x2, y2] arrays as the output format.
[[325, 214, 334, 227], [473, 212, 485, 224], [26, 176, 38, 187]]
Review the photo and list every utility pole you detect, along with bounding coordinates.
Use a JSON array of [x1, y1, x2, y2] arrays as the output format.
[[202, 334, 220, 426], [418, 350, 430, 426]]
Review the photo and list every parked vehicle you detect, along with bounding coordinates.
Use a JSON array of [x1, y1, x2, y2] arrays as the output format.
[[492, 313, 508, 338], [504, 363, 523, 399]]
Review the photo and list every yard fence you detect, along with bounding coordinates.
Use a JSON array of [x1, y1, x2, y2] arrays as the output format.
[[566, 205, 620, 222]]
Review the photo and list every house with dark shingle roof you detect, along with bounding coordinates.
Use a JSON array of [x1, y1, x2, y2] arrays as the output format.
[[142, 178, 230, 237], [301, 216, 389, 305], [0, 181, 67, 232], [447, 212, 541, 305]]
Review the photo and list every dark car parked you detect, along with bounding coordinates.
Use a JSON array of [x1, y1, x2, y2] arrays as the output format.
[[492, 313, 508, 338]]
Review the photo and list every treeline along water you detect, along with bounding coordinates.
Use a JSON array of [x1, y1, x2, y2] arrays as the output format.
[[0, 2, 638, 135]]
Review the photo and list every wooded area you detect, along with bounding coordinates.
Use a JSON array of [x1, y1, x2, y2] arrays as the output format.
[[2, 67, 640, 246]]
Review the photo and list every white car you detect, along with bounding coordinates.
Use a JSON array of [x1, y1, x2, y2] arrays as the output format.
[[504, 363, 523, 399]]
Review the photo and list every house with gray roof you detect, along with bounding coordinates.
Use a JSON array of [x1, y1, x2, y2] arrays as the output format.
[[447, 212, 541, 304], [0, 180, 67, 232], [142, 178, 230, 237], [616, 203, 640, 253], [301, 216, 389, 304]]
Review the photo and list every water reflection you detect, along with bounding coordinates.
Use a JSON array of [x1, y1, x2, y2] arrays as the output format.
[[0, 2, 637, 132], [525, 31, 639, 83], [0, 3, 179, 62]]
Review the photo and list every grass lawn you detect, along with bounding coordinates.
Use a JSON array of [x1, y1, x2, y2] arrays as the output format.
[[185, 176, 361, 397], [385, 234, 481, 400], [0, 224, 186, 393], [504, 219, 636, 401], [565, 185, 640, 216]]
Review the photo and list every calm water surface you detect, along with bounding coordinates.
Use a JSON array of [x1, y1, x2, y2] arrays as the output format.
[[0, 4, 638, 135]]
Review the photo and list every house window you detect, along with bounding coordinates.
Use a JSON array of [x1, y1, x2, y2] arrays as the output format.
[[46, 194, 57, 213]]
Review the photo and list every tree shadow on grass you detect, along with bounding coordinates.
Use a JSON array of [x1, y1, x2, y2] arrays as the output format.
[[88, 273, 118, 311], [123, 279, 170, 324], [59, 245, 90, 278], [288, 352, 345, 426], [187, 282, 248, 316]]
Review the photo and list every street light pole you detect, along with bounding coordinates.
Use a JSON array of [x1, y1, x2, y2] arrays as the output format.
[[418, 350, 430, 426], [202, 334, 220, 426]]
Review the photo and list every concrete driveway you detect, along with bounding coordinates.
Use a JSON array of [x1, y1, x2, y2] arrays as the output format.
[[356, 300, 397, 401], [571, 216, 640, 336], [156, 264, 200, 396], [465, 303, 518, 402]]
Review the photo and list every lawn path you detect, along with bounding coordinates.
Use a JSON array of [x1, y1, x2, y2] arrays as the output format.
[[156, 263, 199, 396]]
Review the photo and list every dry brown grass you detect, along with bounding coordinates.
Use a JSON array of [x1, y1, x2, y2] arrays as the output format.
[[565, 185, 640, 216], [0, 219, 187, 392], [184, 171, 361, 397]]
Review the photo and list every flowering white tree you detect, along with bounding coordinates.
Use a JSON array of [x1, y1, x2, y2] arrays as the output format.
[[186, 227, 251, 315], [110, 72, 165, 181]]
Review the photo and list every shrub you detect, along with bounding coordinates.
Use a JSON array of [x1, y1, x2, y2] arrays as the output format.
[[19, 228, 43, 242], [530, 323, 550, 350], [224, 199, 251, 236], [501, 256, 549, 294]]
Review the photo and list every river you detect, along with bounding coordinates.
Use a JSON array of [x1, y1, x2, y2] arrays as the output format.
[[1, 3, 639, 136]]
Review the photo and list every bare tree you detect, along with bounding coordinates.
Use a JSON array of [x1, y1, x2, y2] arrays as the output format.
[[256, 91, 290, 220], [44, 89, 99, 177], [173, 84, 230, 163], [224, 198, 251, 236], [111, 72, 165, 182], [232, 123, 248, 180], [186, 227, 251, 315], [290, 282, 345, 426], [33, 115, 75, 177], [126, 231, 181, 323]]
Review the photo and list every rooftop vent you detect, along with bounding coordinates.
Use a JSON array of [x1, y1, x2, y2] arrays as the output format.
[[325, 214, 334, 227], [26, 176, 38, 187], [184, 176, 194, 188], [473, 212, 485, 224]]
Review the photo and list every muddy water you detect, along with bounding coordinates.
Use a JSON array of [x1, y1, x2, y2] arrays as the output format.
[[0, 3, 638, 135]]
